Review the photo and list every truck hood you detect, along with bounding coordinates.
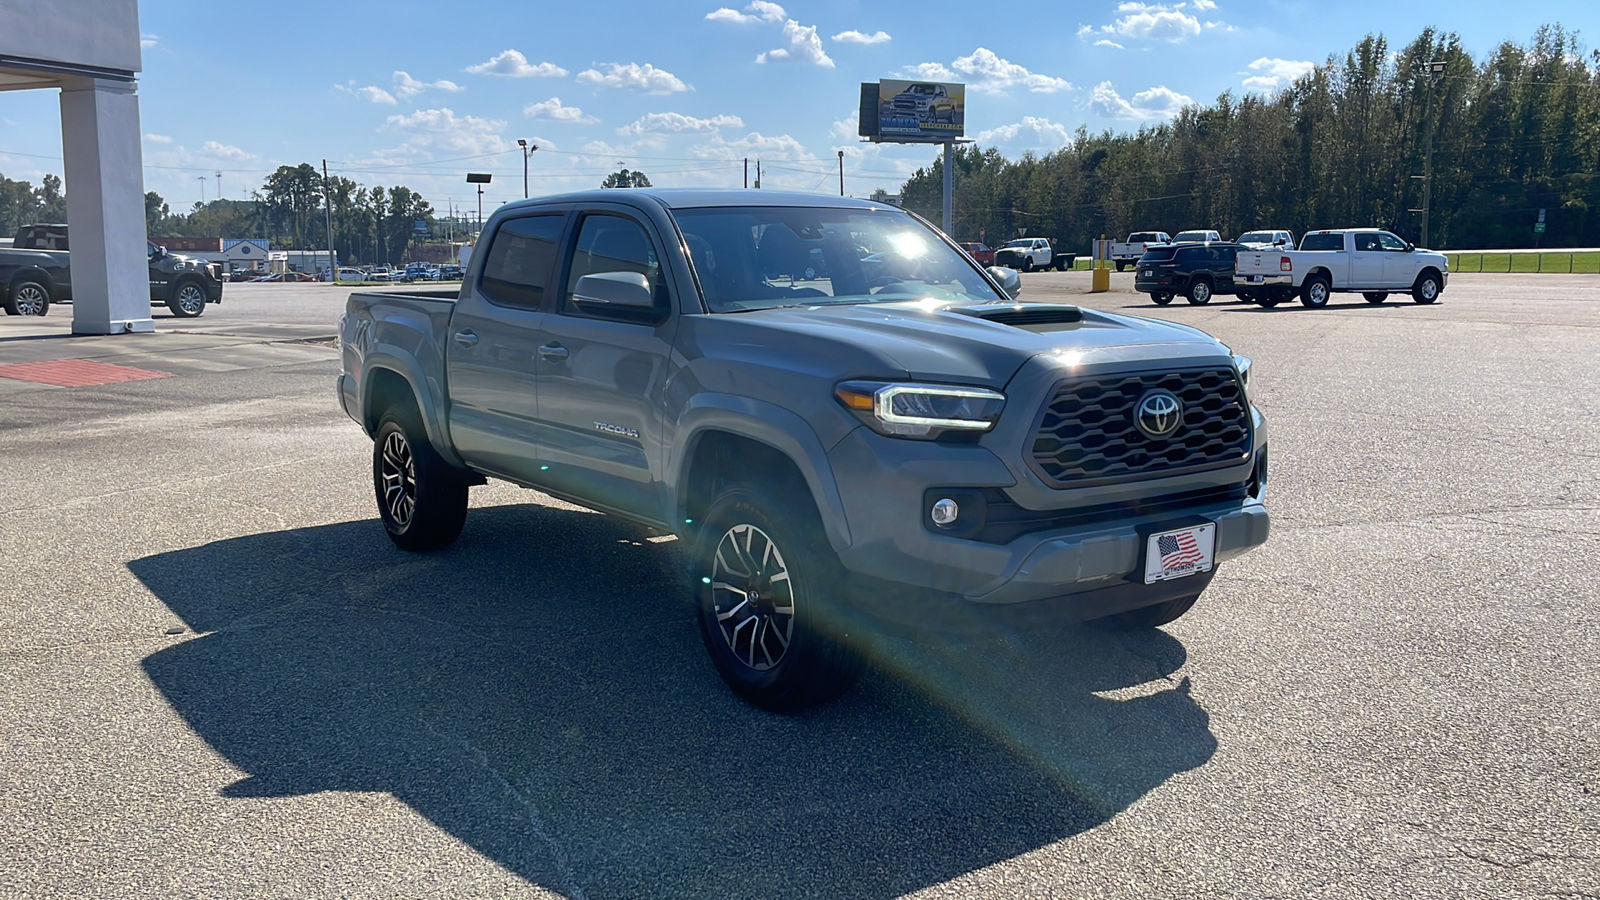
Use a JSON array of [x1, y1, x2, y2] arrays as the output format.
[[722, 299, 1230, 388]]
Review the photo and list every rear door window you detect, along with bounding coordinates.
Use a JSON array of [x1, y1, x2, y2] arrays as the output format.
[[480, 214, 565, 309]]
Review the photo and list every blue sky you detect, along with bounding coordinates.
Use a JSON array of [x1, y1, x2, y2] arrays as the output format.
[[1, 0, 1594, 220]]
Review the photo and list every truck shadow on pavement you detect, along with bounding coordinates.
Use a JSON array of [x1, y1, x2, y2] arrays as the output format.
[[131, 503, 1216, 898]]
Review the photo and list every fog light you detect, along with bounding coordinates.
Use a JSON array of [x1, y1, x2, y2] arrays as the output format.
[[931, 498, 960, 527]]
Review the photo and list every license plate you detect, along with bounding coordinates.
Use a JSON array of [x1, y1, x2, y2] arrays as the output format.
[[1142, 270, 1152, 277], [1249, 275, 1263, 283], [1144, 523, 1216, 584]]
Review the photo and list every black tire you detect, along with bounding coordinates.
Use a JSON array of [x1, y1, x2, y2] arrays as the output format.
[[1151, 292, 1174, 306], [1363, 292, 1388, 304], [1115, 260, 1128, 272], [1186, 280, 1213, 305], [167, 279, 209, 317], [1256, 291, 1284, 308], [1238, 291, 1255, 303], [1105, 593, 1201, 629], [1300, 276, 1331, 308], [372, 411, 469, 552], [5, 279, 51, 316], [694, 485, 866, 711], [1412, 271, 1441, 304], [1020, 257, 1034, 273]]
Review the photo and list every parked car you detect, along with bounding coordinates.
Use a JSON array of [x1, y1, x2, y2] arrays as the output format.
[[992, 238, 1075, 272], [1235, 230, 1294, 251], [1234, 228, 1448, 308], [437, 264, 463, 281], [337, 188, 1270, 710], [1173, 230, 1222, 244], [1135, 242, 1243, 305], [0, 224, 223, 317], [958, 242, 994, 265], [1110, 232, 1173, 271], [335, 267, 368, 284]]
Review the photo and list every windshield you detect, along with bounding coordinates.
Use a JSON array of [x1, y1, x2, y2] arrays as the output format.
[[1174, 231, 1210, 242], [1129, 232, 1163, 242], [1237, 232, 1275, 243], [673, 206, 1005, 313], [1001, 239, 1032, 249]]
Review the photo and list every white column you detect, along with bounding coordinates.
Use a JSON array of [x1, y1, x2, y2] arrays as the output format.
[[59, 77, 153, 334]]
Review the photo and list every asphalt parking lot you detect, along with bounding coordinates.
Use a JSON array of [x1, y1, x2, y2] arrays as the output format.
[[1, 274, 1596, 898]]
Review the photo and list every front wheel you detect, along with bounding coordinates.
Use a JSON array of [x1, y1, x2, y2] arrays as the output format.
[[5, 279, 51, 316], [1186, 280, 1213, 305], [1300, 277, 1331, 308], [1020, 258, 1034, 273], [695, 486, 865, 711], [167, 280, 208, 317], [1363, 292, 1388, 304], [1151, 292, 1174, 306], [372, 412, 469, 551], [1412, 272, 1441, 304]]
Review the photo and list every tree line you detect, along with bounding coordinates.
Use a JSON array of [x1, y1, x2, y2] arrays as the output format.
[[899, 24, 1600, 252]]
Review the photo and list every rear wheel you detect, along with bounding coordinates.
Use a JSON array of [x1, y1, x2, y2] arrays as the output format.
[[5, 279, 51, 316], [1151, 292, 1174, 306], [1186, 280, 1213, 305], [1115, 260, 1128, 272], [695, 485, 865, 711], [1363, 292, 1388, 304], [1412, 272, 1441, 304], [372, 411, 469, 551], [1300, 276, 1331, 308], [1105, 593, 1201, 629], [1256, 291, 1283, 308]]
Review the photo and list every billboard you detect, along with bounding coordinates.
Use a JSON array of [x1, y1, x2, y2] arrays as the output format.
[[859, 80, 965, 143]]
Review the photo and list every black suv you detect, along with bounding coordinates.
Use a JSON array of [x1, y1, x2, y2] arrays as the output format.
[[1134, 242, 1241, 305]]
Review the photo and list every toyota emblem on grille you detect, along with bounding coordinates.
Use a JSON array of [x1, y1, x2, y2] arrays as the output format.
[[1135, 389, 1183, 439]]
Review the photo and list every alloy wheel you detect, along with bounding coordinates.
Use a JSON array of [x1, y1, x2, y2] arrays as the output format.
[[177, 284, 206, 315], [14, 285, 46, 316], [709, 523, 795, 671], [379, 430, 416, 528]]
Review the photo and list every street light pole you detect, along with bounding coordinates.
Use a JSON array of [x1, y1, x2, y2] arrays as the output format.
[[1417, 59, 1446, 248], [837, 150, 845, 196], [517, 139, 537, 199]]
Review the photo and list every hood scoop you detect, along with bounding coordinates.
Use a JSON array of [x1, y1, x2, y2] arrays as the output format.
[[956, 303, 1085, 330]]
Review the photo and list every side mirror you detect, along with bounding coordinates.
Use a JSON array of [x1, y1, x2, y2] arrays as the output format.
[[573, 271, 655, 309], [987, 266, 1022, 300], [1407, 243, 1416, 252]]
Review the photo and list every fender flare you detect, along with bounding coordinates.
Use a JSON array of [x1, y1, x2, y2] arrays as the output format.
[[669, 395, 853, 552], [359, 347, 467, 469]]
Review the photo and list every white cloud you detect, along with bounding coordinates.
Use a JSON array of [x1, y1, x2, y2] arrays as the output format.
[[833, 29, 891, 45], [524, 97, 595, 123], [337, 83, 398, 105], [693, 131, 809, 160], [466, 50, 568, 78], [198, 141, 255, 161], [1090, 81, 1193, 119], [620, 112, 743, 135], [1112, 8, 1202, 41], [952, 48, 1071, 93], [393, 71, 463, 98], [705, 1, 786, 24], [903, 62, 954, 80], [1095, 39, 1125, 49], [756, 20, 834, 67], [1192, 0, 1217, 9], [382, 108, 508, 156], [139, 33, 158, 49], [143, 133, 173, 144], [1242, 57, 1315, 91], [576, 62, 689, 94], [976, 117, 1071, 148]]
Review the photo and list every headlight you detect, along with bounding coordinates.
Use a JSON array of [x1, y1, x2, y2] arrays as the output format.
[[835, 381, 1006, 439], [1232, 354, 1253, 392]]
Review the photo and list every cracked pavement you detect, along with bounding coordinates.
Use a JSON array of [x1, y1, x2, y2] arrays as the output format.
[[0, 276, 1596, 898]]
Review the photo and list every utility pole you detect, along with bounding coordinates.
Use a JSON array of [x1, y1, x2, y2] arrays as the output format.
[[197, 175, 206, 205], [322, 160, 336, 280], [755, 160, 761, 189], [744, 158, 748, 189], [215, 171, 222, 201], [837, 150, 845, 196], [1413, 59, 1447, 248], [942, 141, 954, 235]]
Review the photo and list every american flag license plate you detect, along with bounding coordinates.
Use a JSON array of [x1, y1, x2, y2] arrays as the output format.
[[1144, 523, 1217, 584]]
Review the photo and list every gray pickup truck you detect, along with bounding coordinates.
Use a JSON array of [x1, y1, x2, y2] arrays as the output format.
[[338, 189, 1270, 710]]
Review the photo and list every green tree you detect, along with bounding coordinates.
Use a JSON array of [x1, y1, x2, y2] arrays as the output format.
[[601, 168, 652, 189]]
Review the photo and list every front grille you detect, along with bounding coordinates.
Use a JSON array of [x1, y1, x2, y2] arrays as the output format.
[[1029, 367, 1251, 487]]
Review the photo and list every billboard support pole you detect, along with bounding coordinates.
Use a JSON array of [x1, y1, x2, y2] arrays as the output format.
[[942, 141, 954, 236]]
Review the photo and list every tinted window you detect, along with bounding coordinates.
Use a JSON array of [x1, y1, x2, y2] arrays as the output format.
[[1213, 246, 1238, 263], [1176, 247, 1204, 264], [1140, 247, 1178, 262], [480, 215, 564, 308], [1300, 233, 1344, 251], [562, 214, 668, 319], [1129, 232, 1162, 242]]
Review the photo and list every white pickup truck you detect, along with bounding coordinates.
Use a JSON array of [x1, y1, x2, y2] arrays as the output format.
[[1235, 229, 1449, 308], [1110, 232, 1172, 271]]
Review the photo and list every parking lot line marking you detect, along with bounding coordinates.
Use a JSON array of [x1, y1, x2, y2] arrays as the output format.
[[0, 359, 172, 387]]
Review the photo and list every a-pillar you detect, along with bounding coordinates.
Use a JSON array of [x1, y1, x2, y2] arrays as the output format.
[[59, 76, 152, 334]]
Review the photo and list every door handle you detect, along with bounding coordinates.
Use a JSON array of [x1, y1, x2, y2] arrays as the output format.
[[538, 343, 569, 362], [453, 330, 479, 348]]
